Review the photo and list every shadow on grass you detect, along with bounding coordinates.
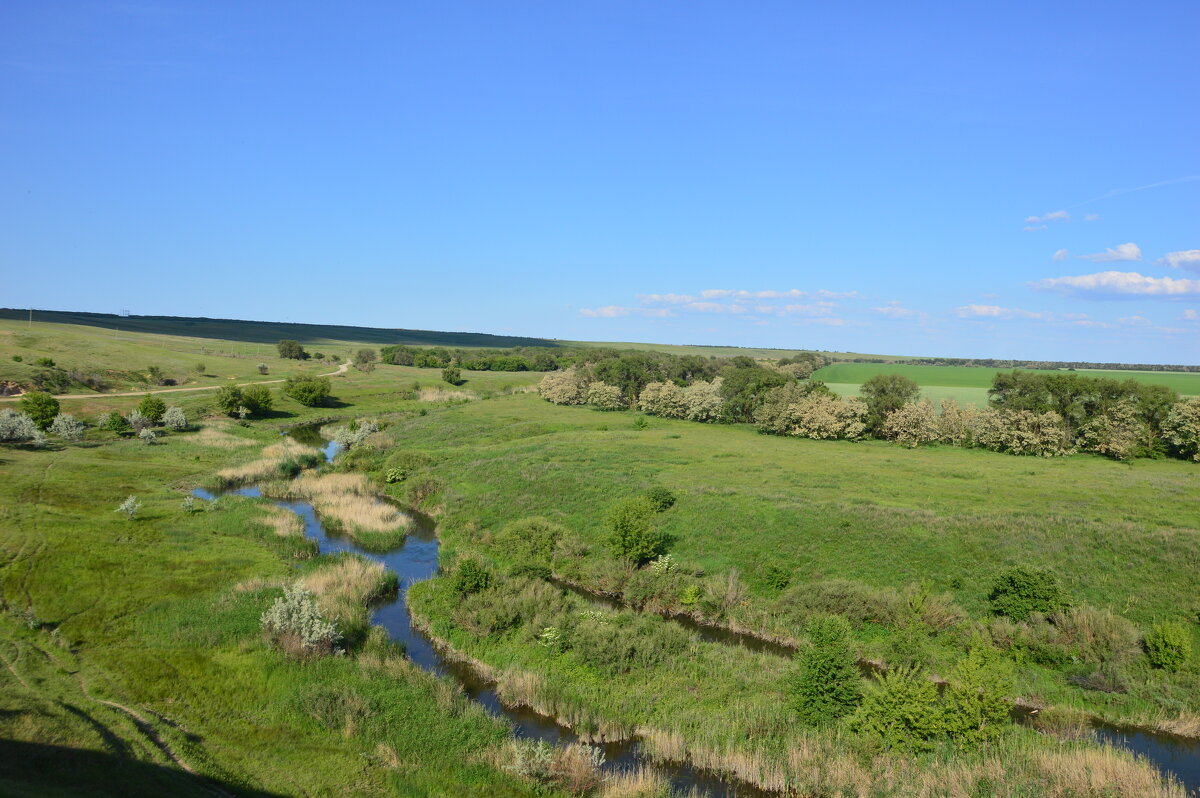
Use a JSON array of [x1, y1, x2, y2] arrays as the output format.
[[0, 738, 287, 797]]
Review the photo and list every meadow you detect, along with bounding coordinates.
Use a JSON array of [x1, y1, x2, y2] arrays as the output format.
[[3, 314, 1199, 796]]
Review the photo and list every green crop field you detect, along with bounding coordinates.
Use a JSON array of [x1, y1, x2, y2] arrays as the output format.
[[814, 362, 1200, 399]]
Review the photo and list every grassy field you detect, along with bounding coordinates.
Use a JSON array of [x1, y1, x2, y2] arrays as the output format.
[[814, 362, 1200, 399], [0, 373, 557, 796]]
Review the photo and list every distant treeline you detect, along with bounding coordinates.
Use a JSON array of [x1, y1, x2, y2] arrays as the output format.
[[832, 356, 1200, 372]]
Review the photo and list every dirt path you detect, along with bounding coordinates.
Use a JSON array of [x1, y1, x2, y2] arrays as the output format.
[[0, 361, 350, 401]]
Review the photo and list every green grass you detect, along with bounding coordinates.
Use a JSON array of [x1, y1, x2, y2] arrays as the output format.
[[824, 381, 993, 407], [0, 415, 547, 796], [813, 362, 1200, 396]]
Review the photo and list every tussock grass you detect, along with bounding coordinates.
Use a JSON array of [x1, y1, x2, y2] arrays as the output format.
[[598, 767, 676, 798], [194, 423, 257, 448], [262, 472, 411, 549], [299, 554, 396, 622], [419, 387, 477, 402], [257, 505, 303, 537]]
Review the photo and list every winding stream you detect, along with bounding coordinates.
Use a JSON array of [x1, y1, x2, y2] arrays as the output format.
[[195, 425, 1199, 797]]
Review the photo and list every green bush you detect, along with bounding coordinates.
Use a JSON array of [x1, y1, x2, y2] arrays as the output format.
[[988, 566, 1066, 621], [442, 367, 463, 386], [277, 339, 308, 360], [277, 459, 302, 479], [241, 384, 274, 416], [496, 517, 567, 565], [100, 411, 133, 436], [453, 559, 492, 596], [215, 385, 245, 416], [136, 393, 166, 424], [941, 642, 1014, 749], [763, 565, 791, 590], [605, 496, 665, 565], [643, 486, 677, 512], [19, 391, 59, 430], [284, 376, 332, 407], [787, 615, 862, 725], [1144, 621, 1192, 671], [34, 357, 55, 367], [849, 665, 944, 751], [297, 452, 325, 470], [383, 451, 431, 483]]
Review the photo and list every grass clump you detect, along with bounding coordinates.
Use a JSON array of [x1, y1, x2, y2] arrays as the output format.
[[989, 566, 1066, 621]]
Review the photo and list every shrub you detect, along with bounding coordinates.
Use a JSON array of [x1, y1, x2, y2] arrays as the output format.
[[1162, 398, 1200, 462], [538, 367, 589, 405], [194, 362, 206, 374], [354, 349, 377, 373], [1144, 621, 1191, 671], [441, 366, 462, 385], [261, 585, 341, 656], [163, 406, 188, 431], [241, 384, 274, 416], [136, 393, 167, 424], [284, 376, 331, 407], [49, 413, 85, 442], [787, 615, 862, 725], [1049, 605, 1142, 666], [277, 458, 302, 478], [882, 399, 939, 448], [277, 339, 308, 360], [115, 495, 142, 520], [215, 385, 244, 416], [19, 391, 59, 430], [682, 378, 724, 422], [1077, 399, 1152, 461], [383, 451, 431, 483], [0, 410, 46, 446], [849, 665, 944, 751], [638, 381, 687, 418], [586, 382, 625, 410], [643, 487, 676, 512], [257, 363, 269, 375], [453, 559, 492, 596], [11, 355, 21, 362], [763, 565, 791, 590], [496, 517, 567, 565], [937, 399, 977, 446], [755, 389, 868, 440], [989, 566, 1066, 621], [972, 409, 1073, 457], [127, 409, 153, 432], [100, 411, 132, 436], [138, 428, 157, 445], [331, 419, 378, 449], [606, 496, 665, 565], [146, 365, 168, 385], [860, 374, 921, 434], [941, 642, 1014, 749], [34, 357, 55, 367]]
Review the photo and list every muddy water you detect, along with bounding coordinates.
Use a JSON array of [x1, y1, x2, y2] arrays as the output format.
[[194, 425, 765, 797]]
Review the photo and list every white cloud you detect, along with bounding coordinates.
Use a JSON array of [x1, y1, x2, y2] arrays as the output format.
[[1024, 224, 1048, 232], [1159, 250, 1200, 273], [1032, 271, 1200, 297], [871, 301, 922, 319], [1184, 309, 1199, 321], [686, 301, 747, 314], [1053, 248, 1069, 262], [955, 304, 1049, 320], [1084, 213, 1100, 222], [1077, 242, 1141, 263], [579, 306, 673, 318], [638, 293, 696, 304], [1025, 210, 1070, 224], [1118, 315, 1151, 326]]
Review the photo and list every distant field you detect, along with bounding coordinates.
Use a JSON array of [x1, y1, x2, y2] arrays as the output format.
[[568, 339, 907, 361], [814, 362, 1200, 398], [824, 382, 992, 407]]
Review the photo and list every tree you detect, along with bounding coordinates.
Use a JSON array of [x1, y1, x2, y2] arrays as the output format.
[[849, 665, 945, 751], [1162, 398, 1200, 462], [719, 364, 790, 422], [787, 615, 862, 725], [453, 559, 492, 596], [19, 391, 59, 430], [538, 368, 589, 405], [989, 566, 1066, 621], [882, 399, 939, 448], [241, 385, 274, 416], [0, 410, 46, 446], [859, 374, 920, 434], [215, 385, 245, 416], [163, 406, 188, 431], [277, 339, 308, 360], [586, 382, 625, 410], [353, 349, 377, 373], [257, 363, 269, 375], [137, 393, 167, 424], [1144, 621, 1191, 672], [284, 376, 331, 407], [605, 496, 665, 564], [49, 413, 85, 441], [442, 366, 463, 385]]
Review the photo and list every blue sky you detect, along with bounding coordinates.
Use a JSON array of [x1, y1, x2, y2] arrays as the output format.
[[3, 2, 1197, 362]]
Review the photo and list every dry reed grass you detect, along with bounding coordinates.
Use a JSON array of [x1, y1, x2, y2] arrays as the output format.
[[257, 505, 303, 537], [418, 387, 476, 402], [265, 472, 411, 534], [194, 424, 257, 449], [262, 438, 320, 459], [598, 768, 673, 798], [299, 556, 392, 620]]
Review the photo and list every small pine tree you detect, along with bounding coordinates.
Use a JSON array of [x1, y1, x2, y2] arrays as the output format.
[[787, 615, 862, 725], [849, 665, 945, 751], [941, 641, 1014, 748], [453, 559, 492, 596]]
